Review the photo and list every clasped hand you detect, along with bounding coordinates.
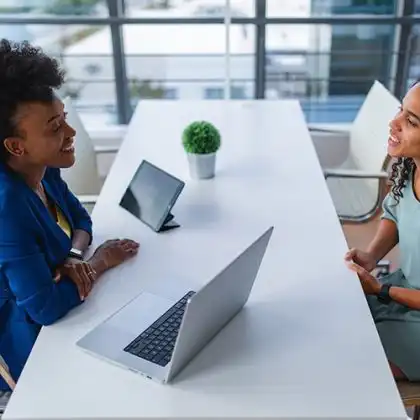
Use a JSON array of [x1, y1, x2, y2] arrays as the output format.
[[54, 238, 139, 300], [344, 248, 381, 295], [54, 258, 96, 300]]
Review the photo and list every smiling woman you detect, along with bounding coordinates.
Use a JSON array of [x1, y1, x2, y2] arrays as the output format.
[[344, 79, 420, 383], [388, 83, 420, 202], [0, 38, 140, 391]]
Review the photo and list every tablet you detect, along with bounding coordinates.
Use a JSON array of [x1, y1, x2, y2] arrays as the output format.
[[119, 160, 185, 232]]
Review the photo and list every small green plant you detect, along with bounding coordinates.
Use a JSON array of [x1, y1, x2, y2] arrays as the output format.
[[182, 121, 221, 155]]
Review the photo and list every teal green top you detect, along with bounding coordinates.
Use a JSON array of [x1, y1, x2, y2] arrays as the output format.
[[367, 169, 420, 380], [382, 172, 420, 290]]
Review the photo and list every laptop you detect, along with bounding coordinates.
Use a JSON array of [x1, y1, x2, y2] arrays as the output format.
[[119, 159, 185, 232], [77, 226, 274, 383]]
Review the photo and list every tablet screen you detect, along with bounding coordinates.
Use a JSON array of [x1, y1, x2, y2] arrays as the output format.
[[119, 160, 184, 231]]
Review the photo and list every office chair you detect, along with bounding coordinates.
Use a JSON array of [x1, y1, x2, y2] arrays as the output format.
[[322, 81, 400, 224], [60, 97, 103, 208], [0, 356, 14, 416], [397, 380, 420, 420]]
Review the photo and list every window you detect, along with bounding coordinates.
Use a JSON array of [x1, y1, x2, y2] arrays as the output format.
[[204, 86, 246, 99], [164, 88, 177, 99], [1, 22, 116, 126], [231, 86, 246, 99], [0, 0, 109, 16], [204, 87, 224, 100], [124, 0, 255, 17], [266, 23, 395, 123]]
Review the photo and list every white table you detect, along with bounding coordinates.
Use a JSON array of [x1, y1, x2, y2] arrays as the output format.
[[4, 101, 406, 419]]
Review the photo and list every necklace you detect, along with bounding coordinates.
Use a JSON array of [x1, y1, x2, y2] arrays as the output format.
[[35, 183, 58, 221], [35, 183, 48, 206]]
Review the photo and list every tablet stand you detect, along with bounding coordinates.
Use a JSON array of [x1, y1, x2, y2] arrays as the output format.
[[158, 212, 180, 232]]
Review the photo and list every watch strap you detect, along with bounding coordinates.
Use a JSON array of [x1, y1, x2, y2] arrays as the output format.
[[377, 283, 392, 304]]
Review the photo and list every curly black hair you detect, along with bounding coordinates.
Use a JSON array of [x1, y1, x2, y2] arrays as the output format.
[[389, 157, 415, 203], [387, 79, 420, 204], [0, 38, 65, 162]]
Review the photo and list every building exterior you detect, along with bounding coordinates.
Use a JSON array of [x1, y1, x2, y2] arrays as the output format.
[[1, 0, 410, 124], [61, 0, 330, 124]]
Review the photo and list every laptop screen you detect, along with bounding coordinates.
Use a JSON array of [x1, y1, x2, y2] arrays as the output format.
[[119, 160, 184, 231]]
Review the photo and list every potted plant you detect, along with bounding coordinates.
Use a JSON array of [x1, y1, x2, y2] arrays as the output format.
[[182, 120, 221, 179]]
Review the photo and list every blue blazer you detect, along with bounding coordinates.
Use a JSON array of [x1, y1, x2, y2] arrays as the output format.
[[0, 163, 92, 390]]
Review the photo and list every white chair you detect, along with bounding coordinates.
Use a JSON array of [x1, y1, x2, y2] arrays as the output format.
[[60, 97, 103, 207], [322, 80, 400, 223]]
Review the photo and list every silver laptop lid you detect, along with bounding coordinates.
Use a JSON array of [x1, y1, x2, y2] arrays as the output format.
[[165, 226, 274, 382]]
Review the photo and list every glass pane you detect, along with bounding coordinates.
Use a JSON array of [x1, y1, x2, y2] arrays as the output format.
[[266, 24, 396, 123], [227, 23, 255, 100], [266, 0, 397, 17], [124, 23, 255, 114], [0, 0, 108, 16], [408, 25, 420, 92], [124, 0, 255, 17], [59, 25, 116, 125], [0, 23, 117, 125]]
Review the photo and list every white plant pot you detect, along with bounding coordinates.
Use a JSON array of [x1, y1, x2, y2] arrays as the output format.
[[187, 152, 216, 179]]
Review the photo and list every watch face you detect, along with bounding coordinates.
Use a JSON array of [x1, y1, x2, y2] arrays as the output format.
[[70, 249, 83, 260]]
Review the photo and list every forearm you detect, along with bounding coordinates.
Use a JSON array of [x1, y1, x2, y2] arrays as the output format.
[[389, 287, 420, 310], [72, 229, 91, 253], [367, 219, 399, 262]]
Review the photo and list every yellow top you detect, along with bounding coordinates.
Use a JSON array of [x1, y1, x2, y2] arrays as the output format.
[[56, 206, 71, 238]]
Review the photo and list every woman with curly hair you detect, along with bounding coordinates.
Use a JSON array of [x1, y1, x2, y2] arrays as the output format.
[[0, 39, 139, 390], [345, 80, 420, 381]]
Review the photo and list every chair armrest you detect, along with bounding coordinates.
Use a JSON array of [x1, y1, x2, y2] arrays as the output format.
[[94, 145, 119, 154], [0, 356, 15, 391], [325, 169, 389, 224], [376, 260, 391, 277], [308, 123, 351, 134], [77, 194, 98, 205], [324, 169, 389, 180]]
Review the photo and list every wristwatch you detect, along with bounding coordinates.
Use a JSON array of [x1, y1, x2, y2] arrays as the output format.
[[69, 248, 83, 260], [377, 284, 392, 304]]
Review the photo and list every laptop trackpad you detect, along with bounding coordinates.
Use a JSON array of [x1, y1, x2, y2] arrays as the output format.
[[106, 292, 177, 337]]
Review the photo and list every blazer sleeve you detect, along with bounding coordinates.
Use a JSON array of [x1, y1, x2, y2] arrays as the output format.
[[0, 208, 82, 326], [53, 169, 93, 244]]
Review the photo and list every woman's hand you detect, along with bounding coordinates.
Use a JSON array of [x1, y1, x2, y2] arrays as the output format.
[[89, 239, 139, 275], [344, 248, 377, 272], [346, 260, 381, 295], [54, 258, 96, 301]]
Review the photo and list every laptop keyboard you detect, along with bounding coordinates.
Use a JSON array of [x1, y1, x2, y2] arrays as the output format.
[[123, 291, 195, 366]]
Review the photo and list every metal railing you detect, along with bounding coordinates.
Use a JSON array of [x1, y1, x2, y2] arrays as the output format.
[[57, 48, 401, 124], [0, 0, 419, 124]]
